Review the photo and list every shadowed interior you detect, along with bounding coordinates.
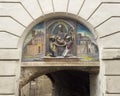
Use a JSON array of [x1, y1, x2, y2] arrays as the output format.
[[21, 70, 90, 96]]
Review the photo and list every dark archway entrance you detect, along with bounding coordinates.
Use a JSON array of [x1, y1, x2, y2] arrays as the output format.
[[48, 70, 90, 96], [21, 70, 90, 96]]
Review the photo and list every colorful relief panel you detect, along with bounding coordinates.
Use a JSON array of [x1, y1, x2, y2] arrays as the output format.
[[22, 19, 99, 61], [46, 19, 76, 57]]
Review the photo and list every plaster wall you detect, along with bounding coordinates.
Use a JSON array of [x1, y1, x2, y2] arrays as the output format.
[[0, 0, 120, 96]]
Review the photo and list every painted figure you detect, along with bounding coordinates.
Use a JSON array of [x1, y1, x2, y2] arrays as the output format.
[[48, 36, 56, 57], [55, 24, 66, 56], [62, 29, 74, 57]]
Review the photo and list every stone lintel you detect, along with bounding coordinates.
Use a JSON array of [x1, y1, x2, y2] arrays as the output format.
[[21, 61, 99, 67]]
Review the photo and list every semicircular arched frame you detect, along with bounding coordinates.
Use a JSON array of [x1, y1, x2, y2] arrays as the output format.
[[22, 18, 99, 61]]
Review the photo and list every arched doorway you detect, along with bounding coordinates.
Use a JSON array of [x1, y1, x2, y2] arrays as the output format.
[[20, 14, 99, 96], [21, 70, 90, 96]]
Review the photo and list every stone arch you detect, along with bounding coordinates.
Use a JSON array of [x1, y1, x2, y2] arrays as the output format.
[[19, 12, 100, 96], [22, 69, 91, 96], [19, 11, 99, 80]]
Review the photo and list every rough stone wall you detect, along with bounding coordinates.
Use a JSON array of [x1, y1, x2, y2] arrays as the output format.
[[21, 75, 52, 96], [0, 0, 120, 96]]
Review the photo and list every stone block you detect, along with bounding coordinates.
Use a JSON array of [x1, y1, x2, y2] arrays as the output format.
[[100, 32, 120, 48], [79, 0, 101, 19], [88, 4, 120, 27], [104, 0, 120, 2], [0, 61, 19, 75], [0, 95, 14, 96], [102, 49, 120, 60], [105, 94, 120, 96], [106, 76, 120, 93], [0, 0, 20, 1], [0, 49, 20, 60], [38, 0, 53, 14], [80, 0, 120, 20], [0, 3, 33, 26], [104, 60, 120, 75], [0, 17, 25, 37], [0, 32, 19, 48], [96, 18, 120, 38], [68, 0, 84, 14], [53, 0, 68, 12], [0, 77, 15, 94], [21, 0, 42, 19]]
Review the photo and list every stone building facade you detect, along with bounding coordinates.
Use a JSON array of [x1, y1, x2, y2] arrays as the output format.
[[0, 0, 120, 96]]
